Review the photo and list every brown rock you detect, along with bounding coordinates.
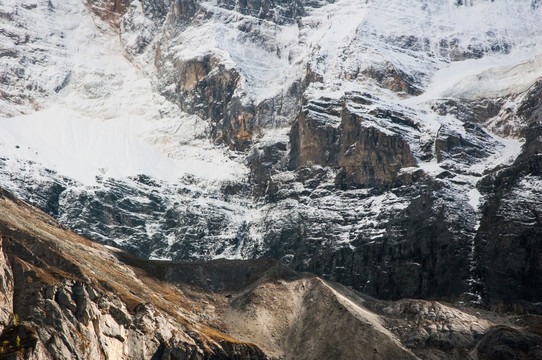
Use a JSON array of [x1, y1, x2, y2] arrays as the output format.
[[86, 0, 131, 25], [0, 188, 268, 360], [290, 99, 416, 188], [362, 64, 422, 95], [337, 107, 416, 187]]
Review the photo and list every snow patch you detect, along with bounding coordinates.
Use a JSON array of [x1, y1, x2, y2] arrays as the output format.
[[467, 188, 481, 211], [441, 54, 542, 100]]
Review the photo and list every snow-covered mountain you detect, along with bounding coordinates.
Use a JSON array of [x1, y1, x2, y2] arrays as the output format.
[[1, 0, 541, 309]]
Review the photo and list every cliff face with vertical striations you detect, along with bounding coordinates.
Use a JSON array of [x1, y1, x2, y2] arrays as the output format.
[[289, 99, 417, 187]]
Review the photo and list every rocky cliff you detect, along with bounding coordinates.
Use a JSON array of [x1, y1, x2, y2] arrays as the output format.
[[0, 187, 541, 360], [0, 0, 541, 314], [0, 187, 268, 359]]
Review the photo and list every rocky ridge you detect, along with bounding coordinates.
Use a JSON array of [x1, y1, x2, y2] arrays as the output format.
[[0, 187, 268, 359]]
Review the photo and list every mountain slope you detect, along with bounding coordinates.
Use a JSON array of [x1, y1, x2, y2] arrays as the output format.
[[1, 187, 541, 360], [0, 0, 541, 310], [0, 187, 269, 359]]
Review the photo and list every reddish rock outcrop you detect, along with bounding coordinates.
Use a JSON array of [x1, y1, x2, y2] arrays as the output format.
[[86, 0, 131, 25]]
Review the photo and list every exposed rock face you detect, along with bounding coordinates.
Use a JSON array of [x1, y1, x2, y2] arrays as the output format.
[[226, 278, 418, 360], [432, 99, 505, 127], [476, 326, 542, 360], [247, 140, 288, 198], [131, 0, 307, 150], [56, 176, 255, 262], [87, 0, 132, 23], [375, 299, 492, 359], [0, 234, 14, 331], [2, 188, 542, 359], [215, 0, 305, 24], [289, 99, 342, 169], [518, 79, 542, 125], [131, 252, 542, 360], [366, 298, 542, 360], [0, 188, 267, 360], [434, 125, 488, 165], [475, 124, 542, 311], [388, 300, 491, 344], [467, 81, 542, 311], [290, 96, 416, 188], [362, 65, 423, 95], [336, 107, 416, 187], [157, 54, 250, 146]]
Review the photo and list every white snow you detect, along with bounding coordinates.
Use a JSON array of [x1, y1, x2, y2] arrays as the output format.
[[0, 0, 246, 186], [169, 3, 305, 105], [0, 108, 179, 184], [330, 0, 542, 101], [417, 53, 542, 101], [0, 107, 243, 185], [303, 0, 370, 77], [466, 188, 481, 211]]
